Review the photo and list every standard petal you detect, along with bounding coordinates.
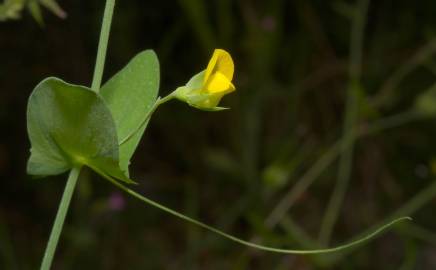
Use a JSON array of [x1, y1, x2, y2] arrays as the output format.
[[204, 50, 219, 84], [204, 49, 234, 83], [214, 49, 234, 81]]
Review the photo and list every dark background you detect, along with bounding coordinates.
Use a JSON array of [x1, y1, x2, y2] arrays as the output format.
[[2, 0, 436, 269]]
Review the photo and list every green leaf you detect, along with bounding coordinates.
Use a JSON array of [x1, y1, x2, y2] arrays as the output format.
[[27, 77, 133, 184], [100, 50, 159, 176]]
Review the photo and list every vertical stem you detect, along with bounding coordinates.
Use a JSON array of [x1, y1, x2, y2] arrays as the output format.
[[319, 0, 370, 245], [91, 0, 116, 92], [39, 1, 116, 269], [40, 167, 81, 270]]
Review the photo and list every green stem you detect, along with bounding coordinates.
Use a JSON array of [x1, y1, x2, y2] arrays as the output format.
[[98, 170, 410, 254], [317, 81, 359, 244], [40, 167, 81, 270], [40, 1, 116, 269], [119, 93, 175, 145], [319, 0, 370, 245], [363, 110, 421, 134], [91, 0, 116, 92], [372, 38, 436, 108]]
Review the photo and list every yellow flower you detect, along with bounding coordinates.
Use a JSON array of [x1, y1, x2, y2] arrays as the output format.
[[174, 49, 235, 110]]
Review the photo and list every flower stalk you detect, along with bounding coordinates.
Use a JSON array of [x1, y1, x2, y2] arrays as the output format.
[[39, 0, 116, 269]]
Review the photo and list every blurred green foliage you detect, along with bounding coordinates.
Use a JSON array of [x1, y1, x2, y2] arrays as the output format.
[[0, 0, 65, 24], [2, 0, 436, 269]]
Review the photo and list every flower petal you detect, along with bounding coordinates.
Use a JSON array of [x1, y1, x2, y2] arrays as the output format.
[[204, 49, 234, 83], [205, 72, 235, 94]]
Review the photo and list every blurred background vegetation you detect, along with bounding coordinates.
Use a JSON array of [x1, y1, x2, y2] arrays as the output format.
[[2, 0, 436, 269]]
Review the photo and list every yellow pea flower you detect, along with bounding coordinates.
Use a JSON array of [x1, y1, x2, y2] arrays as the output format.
[[173, 49, 236, 110]]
